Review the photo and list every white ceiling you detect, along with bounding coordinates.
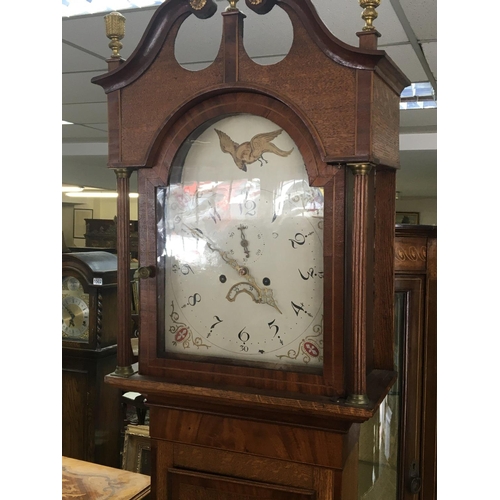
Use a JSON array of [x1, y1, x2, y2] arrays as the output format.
[[62, 0, 437, 199]]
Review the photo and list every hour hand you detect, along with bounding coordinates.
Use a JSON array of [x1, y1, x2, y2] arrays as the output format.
[[183, 224, 281, 313], [237, 224, 250, 258]]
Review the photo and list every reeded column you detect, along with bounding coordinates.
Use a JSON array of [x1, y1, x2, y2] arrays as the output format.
[[113, 168, 135, 377], [346, 162, 373, 405]]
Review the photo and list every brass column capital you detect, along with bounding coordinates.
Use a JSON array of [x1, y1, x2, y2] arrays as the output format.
[[347, 162, 374, 176], [114, 168, 133, 179]]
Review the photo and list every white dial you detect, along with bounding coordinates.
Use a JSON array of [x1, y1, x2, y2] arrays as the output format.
[[159, 114, 324, 371]]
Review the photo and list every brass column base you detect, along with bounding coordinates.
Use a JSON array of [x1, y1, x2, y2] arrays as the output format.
[[111, 365, 136, 378], [346, 393, 370, 406]]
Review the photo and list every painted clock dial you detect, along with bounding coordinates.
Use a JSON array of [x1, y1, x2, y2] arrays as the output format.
[[62, 276, 90, 340], [158, 114, 324, 372]]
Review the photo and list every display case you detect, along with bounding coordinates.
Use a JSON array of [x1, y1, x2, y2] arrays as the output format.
[[358, 225, 437, 499]]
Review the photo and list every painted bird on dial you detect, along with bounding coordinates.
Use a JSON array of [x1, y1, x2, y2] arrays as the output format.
[[214, 128, 293, 171]]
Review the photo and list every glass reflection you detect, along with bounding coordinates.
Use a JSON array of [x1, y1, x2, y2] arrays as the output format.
[[358, 292, 405, 499]]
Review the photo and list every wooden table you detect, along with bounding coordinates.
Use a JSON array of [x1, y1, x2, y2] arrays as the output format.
[[62, 456, 151, 499]]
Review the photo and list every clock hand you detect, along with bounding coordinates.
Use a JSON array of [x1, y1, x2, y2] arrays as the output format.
[[237, 224, 250, 258], [184, 225, 281, 314], [63, 305, 76, 326], [64, 305, 76, 320], [217, 251, 282, 314]]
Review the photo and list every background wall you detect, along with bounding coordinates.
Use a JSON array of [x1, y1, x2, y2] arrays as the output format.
[[395, 197, 437, 225], [62, 197, 139, 248]]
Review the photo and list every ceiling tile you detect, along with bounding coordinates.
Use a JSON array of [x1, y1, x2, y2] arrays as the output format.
[[62, 124, 108, 142], [63, 102, 108, 124], [384, 44, 428, 82], [62, 70, 108, 104], [312, 0, 409, 47], [62, 42, 107, 73], [422, 41, 437, 80], [63, 9, 158, 60], [241, 5, 293, 60], [174, 10, 222, 67], [400, 109, 437, 133], [398, 0, 437, 42]]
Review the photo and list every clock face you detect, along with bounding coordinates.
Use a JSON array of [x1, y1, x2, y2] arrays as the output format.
[[158, 114, 324, 372], [62, 276, 90, 340]]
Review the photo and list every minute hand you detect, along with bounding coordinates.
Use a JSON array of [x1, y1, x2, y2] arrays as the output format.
[[185, 226, 281, 314], [212, 245, 282, 314]]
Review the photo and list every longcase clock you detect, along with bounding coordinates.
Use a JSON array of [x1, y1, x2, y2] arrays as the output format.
[[62, 251, 122, 467], [92, 0, 410, 498]]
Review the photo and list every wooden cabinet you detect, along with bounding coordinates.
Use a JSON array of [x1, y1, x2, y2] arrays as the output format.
[[62, 348, 122, 468], [85, 218, 138, 254], [358, 225, 437, 499]]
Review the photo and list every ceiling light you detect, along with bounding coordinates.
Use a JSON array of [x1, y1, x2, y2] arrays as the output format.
[[65, 191, 139, 198], [62, 120, 74, 125], [62, 185, 84, 192], [399, 82, 436, 110], [62, 0, 165, 17]]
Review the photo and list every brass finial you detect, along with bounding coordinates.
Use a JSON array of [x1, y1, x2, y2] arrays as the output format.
[[226, 0, 239, 11], [359, 0, 381, 31], [104, 11, 126, 59], [189, 0, 207, 10]]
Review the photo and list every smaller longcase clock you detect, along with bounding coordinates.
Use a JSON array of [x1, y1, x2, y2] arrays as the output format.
[[158, 113, 325, 373], [62, 251, 123, 351]]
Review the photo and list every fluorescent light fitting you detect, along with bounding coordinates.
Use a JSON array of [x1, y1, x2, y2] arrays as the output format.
[[62, 185, 84, 192], [65, 191, 139, 198], [62, 120, 74, 125]]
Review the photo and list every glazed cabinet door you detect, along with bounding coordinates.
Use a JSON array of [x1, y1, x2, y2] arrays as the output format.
[[358, 225, 436, 500], [358, 278, 425, 500]]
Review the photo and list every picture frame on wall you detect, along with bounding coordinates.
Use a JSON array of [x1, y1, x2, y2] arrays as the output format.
[[122, 425, 151, 475], [396, 212, 419, 225], [73, 208, 93, 239]]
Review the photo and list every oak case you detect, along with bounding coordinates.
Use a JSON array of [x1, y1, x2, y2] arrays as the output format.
[[92, 0, 410, 498]]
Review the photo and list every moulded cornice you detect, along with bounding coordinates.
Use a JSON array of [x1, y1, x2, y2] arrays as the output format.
[[92, 0, 409, 95]]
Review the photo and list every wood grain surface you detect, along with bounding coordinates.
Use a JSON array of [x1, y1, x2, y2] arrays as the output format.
[[62, 456, 150, 500]]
